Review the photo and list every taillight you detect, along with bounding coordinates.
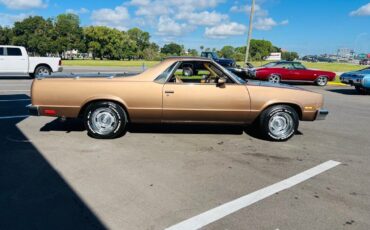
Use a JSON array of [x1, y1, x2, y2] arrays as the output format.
[[59, 60, 62, 66], [44, 109, 57, 116]]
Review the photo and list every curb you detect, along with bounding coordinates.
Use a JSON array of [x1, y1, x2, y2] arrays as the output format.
[[328, 82, 347, 86]]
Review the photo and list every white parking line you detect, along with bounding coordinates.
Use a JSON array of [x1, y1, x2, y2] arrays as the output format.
[[0, 115, 29, 120], [166, 160, 341, 230], [0, 99, 30, 102]]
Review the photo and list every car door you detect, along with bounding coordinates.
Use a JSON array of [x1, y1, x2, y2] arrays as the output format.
[[0, 47, 6, 74], [277, 63, 295, 80], [4, 47, 28, 74], [291, 63, 313, 81], [162, 62, 251, 124]]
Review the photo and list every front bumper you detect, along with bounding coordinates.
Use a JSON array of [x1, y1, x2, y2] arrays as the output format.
[[27, 104, 39, 116], [315, 109, 329, 120]]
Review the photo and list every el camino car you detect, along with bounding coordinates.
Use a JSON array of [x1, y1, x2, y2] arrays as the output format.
[[28, 57, 328, 141]]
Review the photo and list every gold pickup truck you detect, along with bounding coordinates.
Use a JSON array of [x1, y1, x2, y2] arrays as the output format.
[[28, 57, 328, 141]]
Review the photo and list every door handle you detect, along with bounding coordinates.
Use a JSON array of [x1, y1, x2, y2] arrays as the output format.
[[165, 90, 175, 94]]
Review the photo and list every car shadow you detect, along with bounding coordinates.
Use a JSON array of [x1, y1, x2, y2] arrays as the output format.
[[327, 88, 364, 95], [40, 118, 303, 141], [0, 94, 106, 229]]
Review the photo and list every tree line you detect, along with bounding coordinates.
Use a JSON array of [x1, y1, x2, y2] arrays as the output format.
[[0, 14, 298, 61]]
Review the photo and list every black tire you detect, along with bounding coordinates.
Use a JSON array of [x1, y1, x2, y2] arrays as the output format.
[[183, 67, 193, 76], [84, 101, 128, 139], [259, 105, 299, 141], [268, 74, 281, 84], [34, 65, 51, 78], [316, 76, 328, 86]]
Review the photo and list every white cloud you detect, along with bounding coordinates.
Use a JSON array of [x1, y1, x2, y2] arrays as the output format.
[[205, 22, 247, 39], [66, 8, 89, 15], [0, 13, 30, 26], [0, 0, 46, 9], [128, 0, 151, 6], [176, 11, 228, 26], [254, 17, 288, 30], [350, 3, 370, 16], [91, 6, 130, 31], [230, 4, 268, 17], [156, 16, 193, 36]]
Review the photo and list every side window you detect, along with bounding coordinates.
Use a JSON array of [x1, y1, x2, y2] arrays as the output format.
[[277, 63, 294, 69], [7, 48, 22, 56], [293, 63, 306, 69], [155, 62, 178, 83], [0, 48, 4, 56], [167, 61, 234, 84]]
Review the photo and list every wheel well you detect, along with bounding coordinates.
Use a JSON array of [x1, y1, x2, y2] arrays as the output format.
[[262, 103, 303, 120], [78, 99, 130, 121], [34, 64, 52, 73]]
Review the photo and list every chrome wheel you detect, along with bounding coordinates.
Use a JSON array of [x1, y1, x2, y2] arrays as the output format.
[[268, 74, 280, 84], [316, 76, 328, 86], [90, 108, 118, 135], [36, 67, 50, 77], [268, 112, 294, 139]]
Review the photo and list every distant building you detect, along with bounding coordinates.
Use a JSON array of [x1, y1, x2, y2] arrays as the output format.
[[337, 48, 355, 59]]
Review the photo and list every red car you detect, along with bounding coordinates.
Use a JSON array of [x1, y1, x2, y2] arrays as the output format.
[[252, 61, 336, 86]]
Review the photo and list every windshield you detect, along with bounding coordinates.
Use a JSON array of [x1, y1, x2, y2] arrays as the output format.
[[223, 68, 246, 84]]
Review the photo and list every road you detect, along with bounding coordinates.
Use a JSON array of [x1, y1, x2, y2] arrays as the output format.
[[0, 68, 369, 230]]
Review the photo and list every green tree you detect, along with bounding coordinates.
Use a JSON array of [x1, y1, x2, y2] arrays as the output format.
[[161, 43, 183, 56], [0, 26, 13, 44], [249, 39, 274, 60], [282, 51, 299, 61], [127, 27, 150, 58], [187, 49, 198, 56], [12, 16, 56, 55], [54, 13, 85, 57], [84, 26, 136, 60], [219, 46, 235, 58]]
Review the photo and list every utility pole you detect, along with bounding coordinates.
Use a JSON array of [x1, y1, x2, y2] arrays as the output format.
[[245, 0, 255, 64]]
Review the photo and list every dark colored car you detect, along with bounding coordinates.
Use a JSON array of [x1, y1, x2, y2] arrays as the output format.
[[200, 51, 250, 78], [359, 59, 369, 65], [340, 67, 370, 94], [252, 61, 336, 86]]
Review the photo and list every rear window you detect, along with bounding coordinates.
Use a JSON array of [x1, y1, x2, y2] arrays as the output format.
[[0, 48, 4, 56], [7, 48, 22, 56]]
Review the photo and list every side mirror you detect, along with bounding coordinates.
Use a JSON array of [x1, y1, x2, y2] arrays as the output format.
[[217, 77, 226, 87]]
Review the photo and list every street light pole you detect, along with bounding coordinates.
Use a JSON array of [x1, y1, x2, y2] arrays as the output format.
[[245, 0, 255, 64]]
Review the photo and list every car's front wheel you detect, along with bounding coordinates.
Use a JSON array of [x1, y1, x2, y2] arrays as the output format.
[[84, 101, 128, 139], [316, 76, 328, 86], [259, 105, 299, 141]]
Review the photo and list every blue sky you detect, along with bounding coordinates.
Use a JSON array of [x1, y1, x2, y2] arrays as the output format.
[[0, 0, 369, 55]]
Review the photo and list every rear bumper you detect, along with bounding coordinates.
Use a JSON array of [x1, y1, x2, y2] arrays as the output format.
[[57, 67, 63, 72], [315, 109, 329, 120], [27, 104, 39, 116]]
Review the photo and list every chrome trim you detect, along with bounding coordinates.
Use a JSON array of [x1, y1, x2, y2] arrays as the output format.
[[27, 104, 39, 116], [315, 109, 329, 120]]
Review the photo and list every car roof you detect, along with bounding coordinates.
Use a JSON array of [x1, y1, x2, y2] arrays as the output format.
[[270, 61, 302, 65], [165, 56, 212, 62]]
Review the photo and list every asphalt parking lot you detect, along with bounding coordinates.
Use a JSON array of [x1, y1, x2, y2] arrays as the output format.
[[1, 68, 370, 230]]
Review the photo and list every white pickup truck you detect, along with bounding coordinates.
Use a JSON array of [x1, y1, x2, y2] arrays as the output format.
[[0, 45, 62, 78]]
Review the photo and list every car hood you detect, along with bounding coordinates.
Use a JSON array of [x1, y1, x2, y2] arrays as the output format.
[[341, 70, 370, 78]]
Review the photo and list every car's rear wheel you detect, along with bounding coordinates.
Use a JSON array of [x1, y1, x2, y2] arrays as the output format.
[[84, 101, 128, 139], [259, 105, 299, 141], [268, 74, 281, 84], [34, 65, 51, 78], [316, 76, 328, 86]]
